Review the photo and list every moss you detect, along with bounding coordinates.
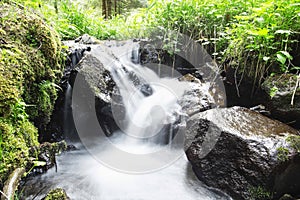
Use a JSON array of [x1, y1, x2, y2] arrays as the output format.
[[262, 74, 300, 97], [0, 2, 64, 183], [0, 117, 38, 181], [44, 188, 69, 200], [249, 186, 272, 200], [0, 2, 63, 126], [276, 146, 290, 162], [286, 135, 300, 153]]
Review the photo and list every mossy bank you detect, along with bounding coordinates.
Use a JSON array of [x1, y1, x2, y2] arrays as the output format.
[[0, 2, 64, 185]]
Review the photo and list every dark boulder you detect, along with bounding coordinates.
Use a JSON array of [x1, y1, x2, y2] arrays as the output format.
[[69, 50, 118, 137], [262, 74, 300, 129], [179, 73, 225, 116], [185, 106, 300, 199]]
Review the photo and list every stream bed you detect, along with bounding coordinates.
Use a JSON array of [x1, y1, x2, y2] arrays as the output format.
[[21, 139, 231, 200]]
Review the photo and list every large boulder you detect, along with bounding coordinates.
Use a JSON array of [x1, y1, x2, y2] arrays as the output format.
[[69, 47, 117, 137], [185, 106, 300, 199], [262, 74, 300, 129]]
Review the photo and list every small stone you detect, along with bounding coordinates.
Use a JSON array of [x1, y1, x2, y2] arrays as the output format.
[[279, 194, 295, 200]]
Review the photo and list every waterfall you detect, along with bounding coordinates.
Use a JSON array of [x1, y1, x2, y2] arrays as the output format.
[[21, 41, 231, 200], [107, 43, 189, 146], [63, 83, 74, 141]]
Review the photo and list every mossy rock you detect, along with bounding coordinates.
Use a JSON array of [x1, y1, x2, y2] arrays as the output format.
[[0, 2, 64, 183], [261, 74, 300, 128], [43, 188, 70, 200], [0, 2, 63, 127]]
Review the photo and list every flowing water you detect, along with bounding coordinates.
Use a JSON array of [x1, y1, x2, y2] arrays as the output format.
[[21, 41, 230, 199]]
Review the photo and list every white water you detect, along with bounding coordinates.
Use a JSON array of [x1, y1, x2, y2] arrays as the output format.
[[21, 41, 230, 199], [107, 45, 188, 143], [22, 143, 228, 200]]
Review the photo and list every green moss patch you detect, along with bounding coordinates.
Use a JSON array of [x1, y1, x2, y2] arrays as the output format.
[[0, 2, 63, 182], [44, 188, 69, 200]]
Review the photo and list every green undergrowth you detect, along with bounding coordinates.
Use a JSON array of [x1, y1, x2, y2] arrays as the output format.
[[15, 0, 300, 87], [0, 2, 63, 183]]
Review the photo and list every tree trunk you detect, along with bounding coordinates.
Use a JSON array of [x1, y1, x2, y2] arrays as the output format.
[[102, 0, 107, 19], [54, 0, 58, 14], [107, 0, 112, 18], [114, 0, 117, 16]]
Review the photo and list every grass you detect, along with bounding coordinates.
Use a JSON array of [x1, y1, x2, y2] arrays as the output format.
[[17, 0, 299, 87]]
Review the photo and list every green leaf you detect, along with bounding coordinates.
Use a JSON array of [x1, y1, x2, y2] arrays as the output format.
[[263, 56, 270, 62], [275, 30, 292, 34], [277, 53, 286, 65], [279, 51, 293, 60], [33, 160, 47, 167], [270, 86, 278, 98], [247, 28, 269, 36]]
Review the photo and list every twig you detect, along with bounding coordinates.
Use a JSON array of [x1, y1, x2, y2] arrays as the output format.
[[0, 190, 9, 200], [291, 74, 300, 106]]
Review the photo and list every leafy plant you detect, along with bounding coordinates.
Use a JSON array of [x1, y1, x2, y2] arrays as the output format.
[[23, 160, 47, 177], [10, 101, 28, 123]]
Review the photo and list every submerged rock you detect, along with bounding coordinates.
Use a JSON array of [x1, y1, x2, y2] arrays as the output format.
[[43, 188, 70, 200], [262, 74, 300, 128], [185, 106, 300, 199], [35, 141, 67, 173]]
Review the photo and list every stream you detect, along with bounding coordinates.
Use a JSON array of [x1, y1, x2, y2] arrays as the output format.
[[21, 40, 231, 200], [21, 141, 229, 200]]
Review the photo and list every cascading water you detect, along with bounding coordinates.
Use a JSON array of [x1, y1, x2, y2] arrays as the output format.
[[107, 44, 188, 147], [63, 83, 73, 140], [21, 40, 231, 200]]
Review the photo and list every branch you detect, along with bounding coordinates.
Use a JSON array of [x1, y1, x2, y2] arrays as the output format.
[[291, 74, 300, 106]]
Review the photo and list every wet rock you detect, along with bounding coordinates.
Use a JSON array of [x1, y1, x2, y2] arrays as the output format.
[[34, 141, 67, 174], [140, 43, 159, 64], [69, 50, 118, 137], [1, 168, 25, 200], [75, 34, 101, 44], [43, 188, 70, 200], [279, 194, 296, 200], [66, 144, 77, 151], [185, 106, 300, 200], [262, 74, 300, 128], [140, 83, 153, 96], [179, 74, 225, 116]]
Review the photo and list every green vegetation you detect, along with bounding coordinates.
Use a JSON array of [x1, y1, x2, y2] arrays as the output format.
[[0, 2, 63, 183], [44, 188, 69, 200], [14, 0, 300, 87], [276, 146, 290, 162], [275, 135, 300, 162], [0, 0, 299, 195], [286, 135, 300, 153], [249, 186, 272, 200]]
